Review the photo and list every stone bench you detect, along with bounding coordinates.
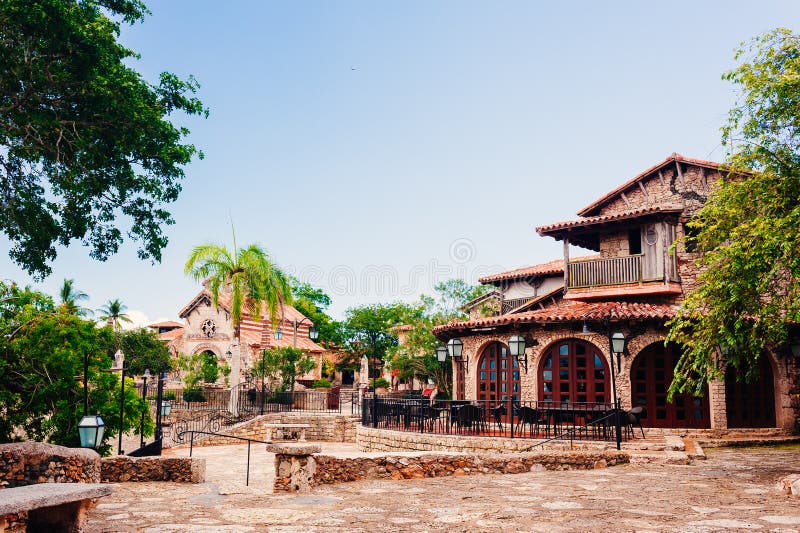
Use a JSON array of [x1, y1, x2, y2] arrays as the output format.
[[264, 423, 311, 442], [0, 483, 112, 532]]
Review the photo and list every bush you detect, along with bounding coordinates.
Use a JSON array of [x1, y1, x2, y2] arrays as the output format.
[[162, 391, 176, 401], [312, 379, 332, 389], [370, 377, 391, 389], [182, 388, 206, 403]]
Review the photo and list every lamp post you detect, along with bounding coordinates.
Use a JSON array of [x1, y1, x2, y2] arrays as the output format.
[[78, 351, 106, 449], [607, 324, 626, 451], [109, 350, 126, 455], [139, 369, 150, 448], [436, 346, 448, 363]]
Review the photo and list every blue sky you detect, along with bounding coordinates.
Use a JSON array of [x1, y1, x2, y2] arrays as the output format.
[[2, 1, 799, 324]]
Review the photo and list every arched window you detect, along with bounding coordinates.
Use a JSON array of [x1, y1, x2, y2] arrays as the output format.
[[538, 339, 609, 404], [476, 342, 520, 404]]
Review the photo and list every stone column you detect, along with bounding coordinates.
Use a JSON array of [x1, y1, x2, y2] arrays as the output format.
[[266, 443, 321, 492]]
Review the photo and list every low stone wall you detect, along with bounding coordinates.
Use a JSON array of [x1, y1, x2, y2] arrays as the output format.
[[356, 425, 611, 454], [0, 442, 100, 488], [100, 456, 205, 483], [188, 413, 359, 447]]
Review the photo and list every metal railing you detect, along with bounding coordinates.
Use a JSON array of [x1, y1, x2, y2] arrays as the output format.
[[361, 398, 627, 443], [177, 429, 270, 486]]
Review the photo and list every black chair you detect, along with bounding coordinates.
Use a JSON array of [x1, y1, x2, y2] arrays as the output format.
[[489, 404, 507, 433], [625, 406, 646, 438], [515, 406, 549, 437], [455, 404, 486, 434]]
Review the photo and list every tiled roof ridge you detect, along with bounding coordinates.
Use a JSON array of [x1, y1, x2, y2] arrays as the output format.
[[576, 153, 729, 217], [536, 205, 683, 235], [432, 301, 679, 335]]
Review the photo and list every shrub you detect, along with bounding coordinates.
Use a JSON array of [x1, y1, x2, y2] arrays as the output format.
[[183, 388, 206, 403], [312, 379, 332, 389], [162, 391, 176, 401], [370, 377, 391, 389]]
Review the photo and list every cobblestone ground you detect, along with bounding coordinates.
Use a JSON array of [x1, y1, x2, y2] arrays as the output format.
[[86, 444, 800, 532]]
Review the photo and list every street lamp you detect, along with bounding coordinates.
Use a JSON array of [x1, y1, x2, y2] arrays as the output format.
[[436, 345, 448, 363], [78, 351, 105, 449], [508, 335, 528, 372], [607, 326, 626, 451], [160, 400, 172, 417], [309, 326, 319, 341], [447, 338, 466, 371]]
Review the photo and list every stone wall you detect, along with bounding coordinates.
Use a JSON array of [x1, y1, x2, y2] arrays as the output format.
[[181, 413, 360, 447], [100, 456, 204, 483], [312, 450, 628, 487], [356, 425, 611, 454], [0, 442, 100, 488]]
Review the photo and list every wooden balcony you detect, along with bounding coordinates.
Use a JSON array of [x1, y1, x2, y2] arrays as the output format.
[[565, 255, 681, 300]]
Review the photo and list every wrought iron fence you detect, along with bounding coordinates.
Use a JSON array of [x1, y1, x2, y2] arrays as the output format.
[[361, 398, 628, 443]]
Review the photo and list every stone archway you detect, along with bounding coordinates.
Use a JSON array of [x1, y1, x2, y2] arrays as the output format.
[[629, 341, 710, 428]]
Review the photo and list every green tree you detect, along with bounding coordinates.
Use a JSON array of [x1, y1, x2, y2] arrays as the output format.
[[338, 302, 414, 377], [115, 327, 171, 376], [185, 240, 292, 396], [290, 278, 343, 348], [97, 299, 132, 331], [667, 28, 800, 395], [0, 283, 151, 454], [253, 347, 315, 392], [0, 0, 208, 279], [58, 279, 92, 317]]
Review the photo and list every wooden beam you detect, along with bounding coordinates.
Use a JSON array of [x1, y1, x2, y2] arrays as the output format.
[[658, 169, 666, 186], [700, 168, 708, 192], [563, 238, 570, 289], [675, 162, 685, 188], [638, 180, 649, 199], [620, 192, 631, 208]]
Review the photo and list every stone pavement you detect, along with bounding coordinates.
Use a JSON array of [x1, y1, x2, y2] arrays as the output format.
[[85, 443, 800, 532]]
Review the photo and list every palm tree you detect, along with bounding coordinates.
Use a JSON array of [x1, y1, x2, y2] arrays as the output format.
[[58, 279, 92, 317], [185, 241, 292, 414], [97, 299, 133, 331]]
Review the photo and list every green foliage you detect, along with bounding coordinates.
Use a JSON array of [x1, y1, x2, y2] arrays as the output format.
[[182, 388, 206, 403], [668, 28, 800, 395], [320, 356, 334, 380], [58, 279, 92, 317], [312, 379, 332, 389], [162, 391, 176, 401], [337, 302, 413, 373], [370, 377, 391, 390], [176, 351, 220, 388], [0, 0, 207, 278], [115, 327, 171, 375], [290, 278, 343, 348], [255, 347, 315, 392], [0, 282, 151, 454]]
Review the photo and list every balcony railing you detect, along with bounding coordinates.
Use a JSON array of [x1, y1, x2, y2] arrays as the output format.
[[568, 255, 643, 289], [501, 297, 531, 313]]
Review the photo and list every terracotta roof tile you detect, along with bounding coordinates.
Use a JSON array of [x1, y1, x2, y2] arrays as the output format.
[[536, 206, 683, 236], [479, 259, 565, 284], [158, 327, 185, 341], [149, 320, 184, 329], [432, 301, 678, 335]]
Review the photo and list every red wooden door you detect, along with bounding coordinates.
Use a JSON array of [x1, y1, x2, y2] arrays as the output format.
[[476, 342, 520, 404], [538, 339, 609, 405], [631, 343, 710, 428], [725, 357, 776, 428]]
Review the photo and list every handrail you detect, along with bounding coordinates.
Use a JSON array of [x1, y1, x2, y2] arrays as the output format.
[[176, 429, 271, 486], [521, 410, 620, 451]]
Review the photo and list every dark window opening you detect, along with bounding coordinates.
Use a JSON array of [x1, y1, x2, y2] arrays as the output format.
[[628, 229, 642, 255], [683, 222, 700, 253]]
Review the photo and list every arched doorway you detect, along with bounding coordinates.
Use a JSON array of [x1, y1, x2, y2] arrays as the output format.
[[538, 339, 609, 404], [725, 356, 776, 428], [476, 342, 520, 404], [630, 342, 710, 428], [455, 361, 465, 400]]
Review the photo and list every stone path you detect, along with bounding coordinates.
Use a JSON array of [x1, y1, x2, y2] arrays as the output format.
[[86, 444, 800, 532]]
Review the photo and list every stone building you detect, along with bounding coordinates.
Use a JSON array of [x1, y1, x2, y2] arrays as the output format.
[[434, 153, 799, 432], [151, 287, 327, 386]]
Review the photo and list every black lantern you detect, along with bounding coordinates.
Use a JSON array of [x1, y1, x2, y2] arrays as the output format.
[[436, 346, 448, 363], [447, 338, 466, 370], [78, 415, 106, 449], [508, 335, 528, 372], [309, 325, 319, 341], [274, 328, 283, 341], [610, 332, 626, 355], [160, 401, 172, 417]]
